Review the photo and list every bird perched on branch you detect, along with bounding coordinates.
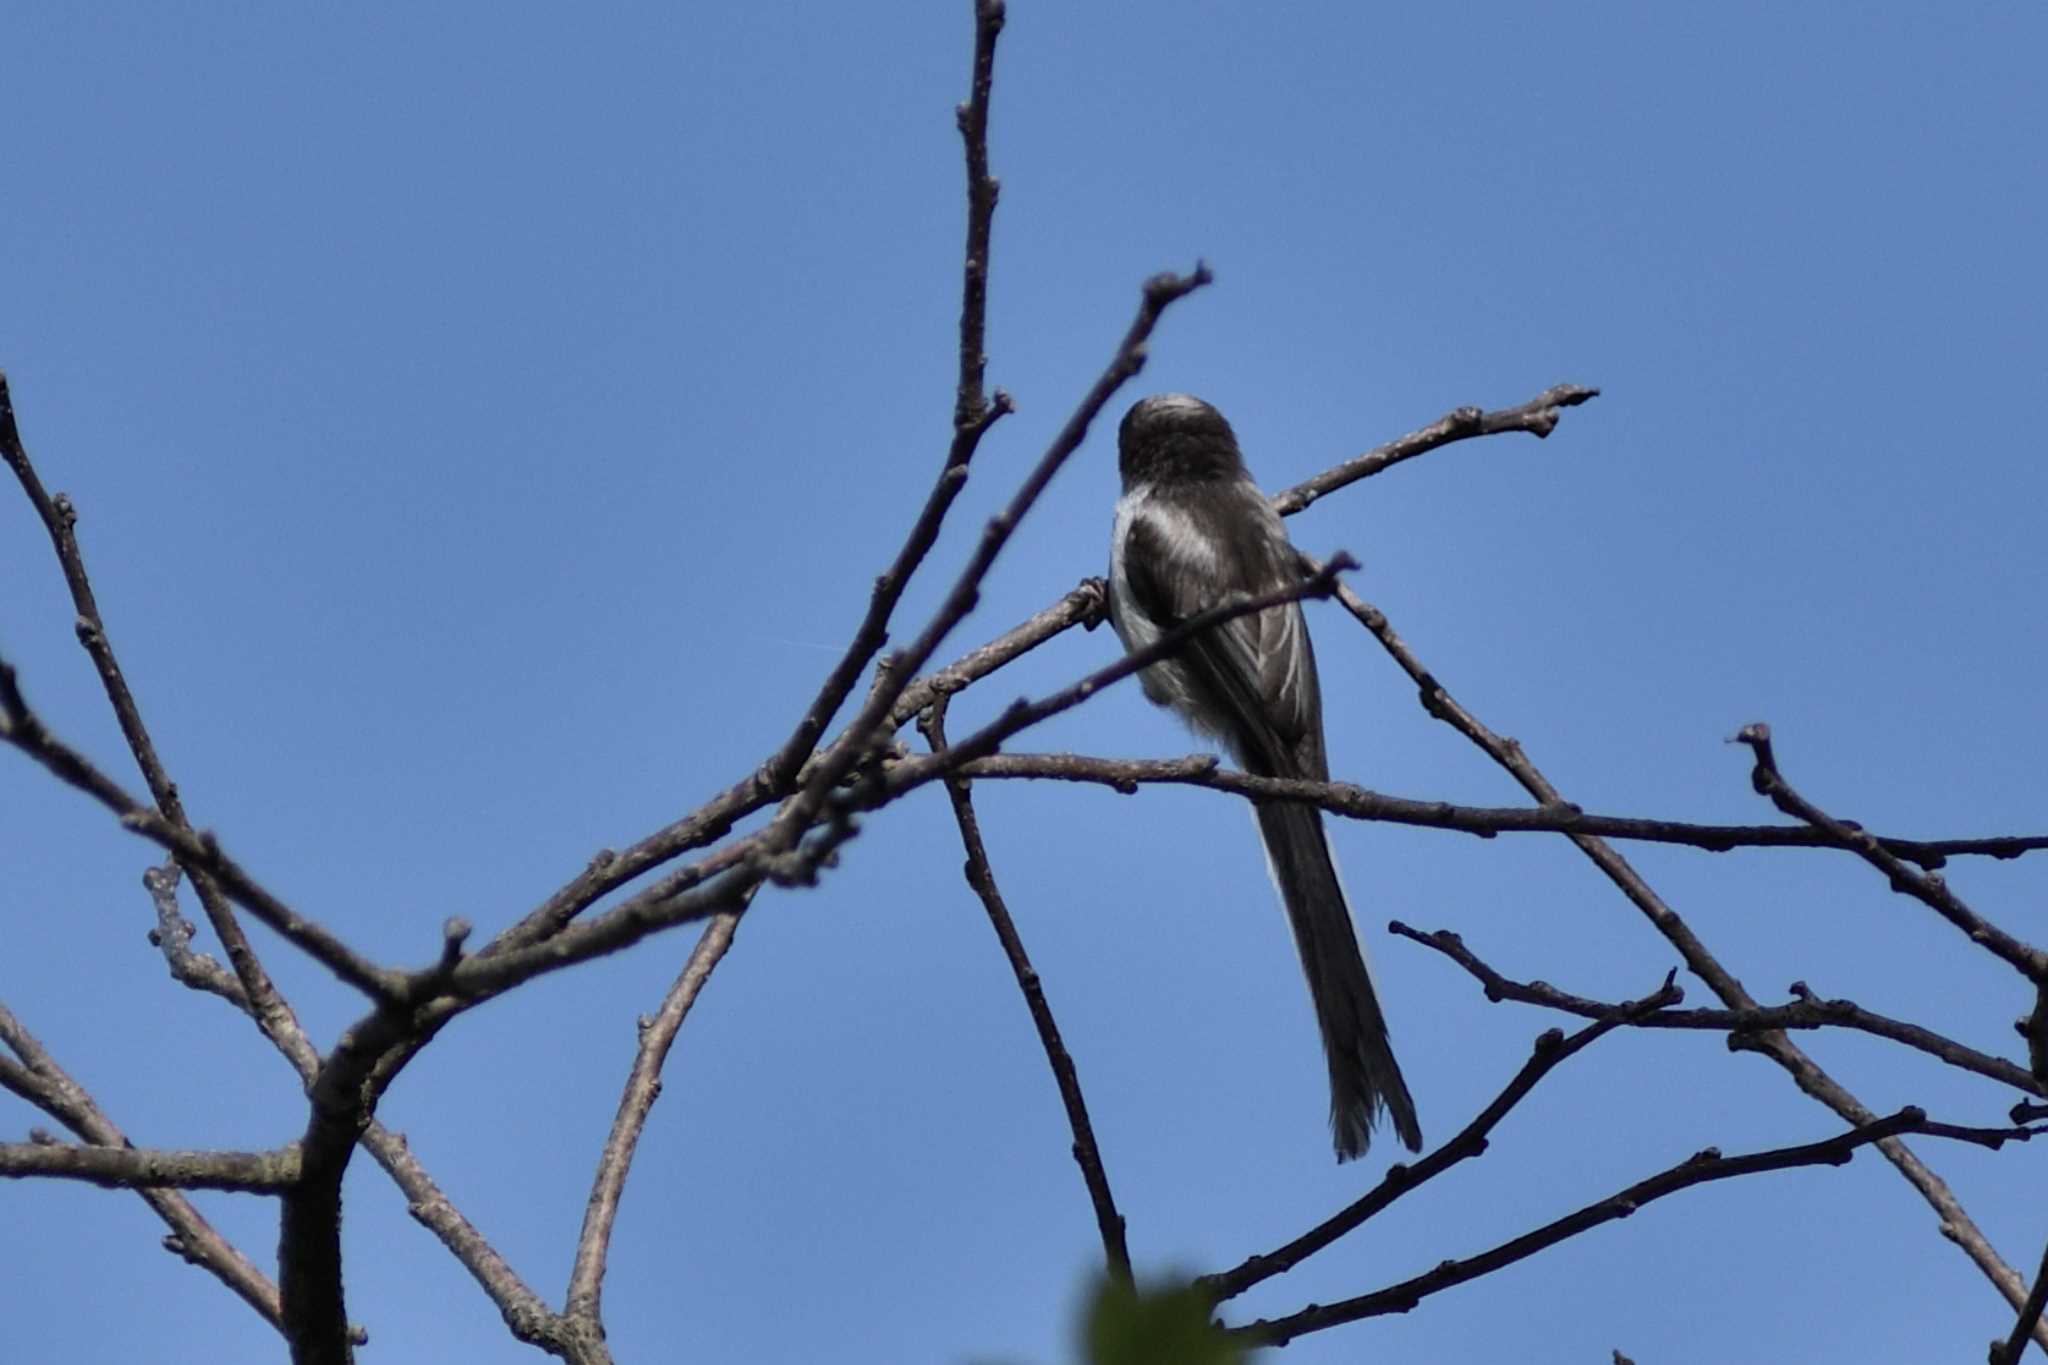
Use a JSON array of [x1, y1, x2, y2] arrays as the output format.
[[1108, 393, 1421, 1161]]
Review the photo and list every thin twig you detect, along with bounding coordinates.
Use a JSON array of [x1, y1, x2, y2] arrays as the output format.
[[1270, 383, 1599, 516], [1233, 1107, 1971, 1346], [490, 585, 1112, 969], [862, 578, 1111, 743], [922, 699, 1131, 1284], [878, 557, 1355, 799], [566, 910, 744, 1325], [1198, 975, 1682, 1304], [1, 372, 325, 1055], [552, 35, 1022, 1334], [144, 863, 253, 1007], [783, 262, 1212, 827], [952, 0, 1005, 429], [758, 0, 1015, 794], [0, 999, 288, 1334], [360, 1124, 565, 1351], [1735, 724, 2048, 983], [1993, 1233, 2048, 1365], [0, 664, 399, 1003], [1394, 923, 2046, 1097]]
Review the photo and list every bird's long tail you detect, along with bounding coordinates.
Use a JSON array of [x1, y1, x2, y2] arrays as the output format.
[[1255, 798, 1422, 1160]]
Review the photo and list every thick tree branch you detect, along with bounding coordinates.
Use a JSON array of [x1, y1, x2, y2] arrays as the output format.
[[1394, 922, 2045, 1098], [0, 1141, 300, 1192], [282, 1004, 422, 1365], [922, 701, 1130, 1284], [1735, 724, 2048, 984], [948, 752, 2047, 869], [1199, 975, 1683, 1304], [141, 864, 559, 1353]]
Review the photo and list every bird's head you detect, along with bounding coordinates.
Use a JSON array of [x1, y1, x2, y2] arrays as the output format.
[[1117, 393, 1248, 487]]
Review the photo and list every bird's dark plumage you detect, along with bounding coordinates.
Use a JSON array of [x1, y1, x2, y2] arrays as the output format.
[[1109, 393, 1421, 1160]]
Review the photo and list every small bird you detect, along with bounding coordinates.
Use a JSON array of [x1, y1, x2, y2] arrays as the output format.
[[1108, 393, 1421, 1161]]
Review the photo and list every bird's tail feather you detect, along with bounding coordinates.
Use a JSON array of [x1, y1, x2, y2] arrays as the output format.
[[1255, 798, 1421, 1160]]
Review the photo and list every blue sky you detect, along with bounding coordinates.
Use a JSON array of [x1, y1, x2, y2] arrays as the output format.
[[3, 3, 2045, 1362]]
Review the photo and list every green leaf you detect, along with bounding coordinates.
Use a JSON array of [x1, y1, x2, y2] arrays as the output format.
[[1083, 1276, 1250, 1365]]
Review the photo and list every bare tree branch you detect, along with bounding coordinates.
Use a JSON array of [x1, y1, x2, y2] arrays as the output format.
[[1735, 724, 2048, 984], [412, 556, 1358, 1012], [878, 556, 1356, 800], [144, 863, 254, 1006], [1199, 975, 1683, 1304], [5, 392, 522, 1357], [0, 664, 399, 1004], [1232, 1107, 2007, 1347], [861, 379, 1602, 778], [1, 372, 335, 1058], [1993, 1234, 2048, 1365], [0, 375, 186, 823], [549, 30, 1021, 1340], [489, 584, 1112, 970], [1270, 383, 1599, 516], [946, 752, 2048, 869], [429, 381, 1583, 979], [0, 1141, 300, 1192], [141, 866, 560, 1354], [867, 578, 1111, 740], [360, 1124, 565, 1352], [1392, 922, 2045, 1097], [566, 910, 744, 1330], [7, 2, 2026, 1351], [1332, 582, 2048, 1345], [922, 699, 1131, 1284], [471, 295, 1178, 968], [284, 1009, 415, 1365], [758, 0, 1015, 795], [0, 999, 288, 1335], [782, 260, 1212, 833]]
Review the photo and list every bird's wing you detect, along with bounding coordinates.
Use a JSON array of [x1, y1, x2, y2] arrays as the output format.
[[1119, 495, 1325, 778]]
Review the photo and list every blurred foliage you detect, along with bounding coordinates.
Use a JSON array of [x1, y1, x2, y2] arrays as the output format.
[[965, 1273, 1254, 1365], [1081, 1275, 1252, 1365]]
